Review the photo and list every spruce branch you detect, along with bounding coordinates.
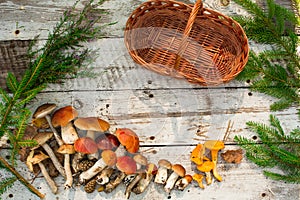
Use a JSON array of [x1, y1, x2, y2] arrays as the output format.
[[0, 0, 110, 198], [233, 0, 300, 112], [235, 115, 300, 183]]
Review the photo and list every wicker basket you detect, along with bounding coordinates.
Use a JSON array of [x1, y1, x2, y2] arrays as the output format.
[[124, 0, 249, 85]]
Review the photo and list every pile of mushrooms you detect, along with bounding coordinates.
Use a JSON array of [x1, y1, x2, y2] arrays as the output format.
[[23, 103, 202, 198], [190, 141, 225, 189]]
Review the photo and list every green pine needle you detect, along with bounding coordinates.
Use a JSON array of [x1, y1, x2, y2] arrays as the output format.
[[235, 115, 300, 183], [0, 177, 17, 197]]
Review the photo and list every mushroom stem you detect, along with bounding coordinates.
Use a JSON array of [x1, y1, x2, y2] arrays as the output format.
[[41, 143, 66, 178], [154, 167, 168, 184], [79, 157, 106, 184], [96, 167, 114, 185], [45, 115, 63, 146], [64, 154, 73, 189], [175, 175, 193, 191], [132, 173, 152, 194], [72, 152, 85, 173], [164, 172, 180, 193], [38, 162, 58, 194], [125, 173, 143, 199], [105, 171, 126, 193]]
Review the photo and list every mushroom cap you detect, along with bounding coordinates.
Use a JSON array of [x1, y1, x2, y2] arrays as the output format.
[[197, 161, 214, 172], [133, 154, 148, 166], [57, 144, 76, 154], [74, 117, 110, 132], [171, 164, 186, 177], [32, 117, 50, 129], [32, 132, 53, 146], [26, 150, 35, 172], [101, 150, 117, 167], [33, 103, 57, 119], [95, 133, 120, 150], [190, 143, 205, 165], [146, 163, 158, 175], [51, 106, 78, 127], [116, 156, 137, 174], [204, 140, 225, 151], [183, 174, 193, 183], [158, 159, 172, 169], [74, 137, 98, 154], [115, 128, 139, 154], [30, 152, 49, 164]]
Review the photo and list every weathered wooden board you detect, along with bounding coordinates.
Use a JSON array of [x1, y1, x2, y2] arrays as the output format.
[[1, 146, 299, 200]]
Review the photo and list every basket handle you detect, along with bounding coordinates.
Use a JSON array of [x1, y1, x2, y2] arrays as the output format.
[[174, 0, 203, 70]]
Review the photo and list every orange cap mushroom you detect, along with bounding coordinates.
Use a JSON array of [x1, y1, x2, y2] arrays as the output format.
[[51, 105, 78, 127], [115, 128, 139, 154]]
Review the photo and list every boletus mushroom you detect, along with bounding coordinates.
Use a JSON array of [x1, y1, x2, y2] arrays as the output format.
[[154, 159, 172, 184], [175, 174, 193, 191], [164, 164, 186, 193]]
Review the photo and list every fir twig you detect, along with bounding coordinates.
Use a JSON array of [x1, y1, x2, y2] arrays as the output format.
[[0, 0, 110, 198], [234, 115, 300, 183], [233, 0, 300, 112]]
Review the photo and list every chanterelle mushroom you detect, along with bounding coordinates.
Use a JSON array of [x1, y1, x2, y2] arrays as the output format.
[[164, 164, 186, 193], [28, 151, 58, 194], [32, 132, 66, 178], [204, 140, 225, 181], [190, 143, 206, 165], [197, 161, 214, 185], [154, 159, 172, 184], [192, 173, 205, 189]]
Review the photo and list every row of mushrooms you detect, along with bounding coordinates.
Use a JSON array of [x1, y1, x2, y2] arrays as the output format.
[[23, 103, 225, 198]]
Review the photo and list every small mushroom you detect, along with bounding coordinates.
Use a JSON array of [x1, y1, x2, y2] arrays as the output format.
[[175, 174, 193, 191], [192, 173, 205, 189], [32, 132, 66, 178], [74, 117, 110, 160], [116, 156, 137, 175], [115, 128, 139, 154], [204, 140, 225, 181], [61, 122, 79, 144], [154, 159, 172, 184], [124, 154, 148, 199], [79, 149, 117, 184], [132, 163, 158, 194], [73, 137, 98, 173], [28, 151, 58, 194], [164, 164, 186, 193], [197, 161, 214, 185], [57, 144, 76, 189]]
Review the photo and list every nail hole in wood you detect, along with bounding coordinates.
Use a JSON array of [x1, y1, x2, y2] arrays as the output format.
[[167, 195, 171, 199], [246, 79, 251, 83], [15, 30, 20, 35], [149, 94, 154, 98], [248, 92, 253, 96], [5, 155, 10, 160], [106, 104, 110, 108], [261, 192, 266, 197], [8, 194, 13, 198], [147, 80, 152, 84], [252, 135, 258, 140], [149, 136, 155, 140]]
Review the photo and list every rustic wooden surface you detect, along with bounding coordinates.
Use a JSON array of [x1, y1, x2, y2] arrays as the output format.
[[0, 0, 300, 199]]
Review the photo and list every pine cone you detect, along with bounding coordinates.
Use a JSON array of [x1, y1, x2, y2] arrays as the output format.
[[84, 179, 96, 193], [78, 160, 95, 172]]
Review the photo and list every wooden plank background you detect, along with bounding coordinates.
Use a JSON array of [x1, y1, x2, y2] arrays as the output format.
[[0, 0, 299, 199]]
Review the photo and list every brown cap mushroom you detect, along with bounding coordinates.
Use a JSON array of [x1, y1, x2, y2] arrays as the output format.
[[102, 150, 117, 167], [164, 164, 186, 193], [74, 117, 110, 132], [175, 174, 193, 191], [154, 159, 172, 184], [116, 156, 137, 175], [32, 103, 57, 119], [57, 144, 76, 154], [51, 105, 78, 127], [28, 151, 58, 194], [204, 140, 225, 181]]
